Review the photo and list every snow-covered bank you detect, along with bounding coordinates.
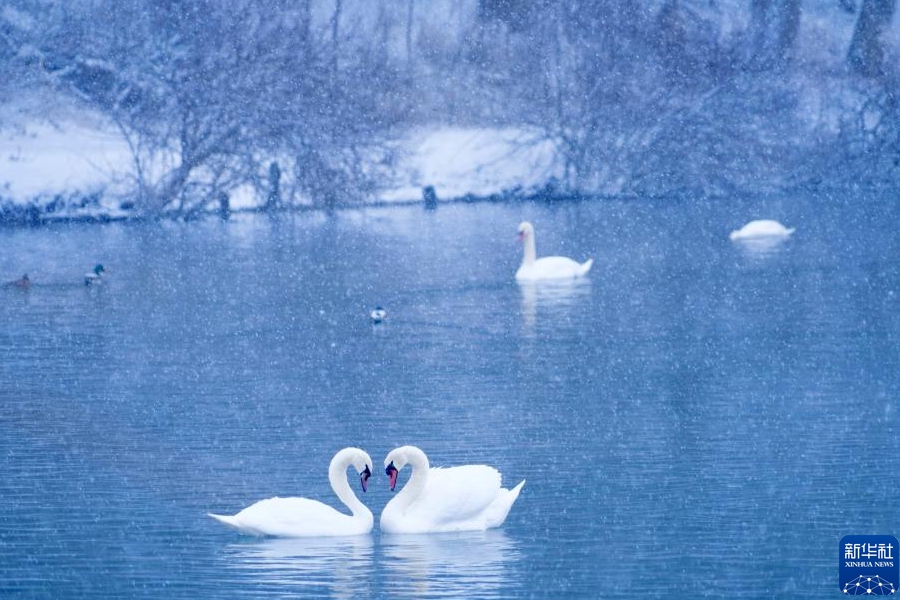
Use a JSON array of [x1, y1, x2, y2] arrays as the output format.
[[0, 100, 564, 224], [0, 118, 134, 221], [382, 128, 563, 203]]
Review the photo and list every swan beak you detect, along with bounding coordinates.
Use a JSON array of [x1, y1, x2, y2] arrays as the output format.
[[360, 465, 371, 493], [386, 461, 399, 491], [516, 231, 524, 243]]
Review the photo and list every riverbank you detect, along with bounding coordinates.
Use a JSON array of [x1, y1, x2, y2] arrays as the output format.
[[0, 96, 564, 225]]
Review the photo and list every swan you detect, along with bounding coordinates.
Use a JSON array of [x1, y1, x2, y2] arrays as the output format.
[[380, 446, 524, 534], [208, 447, 374, 537], [85, 264, 106, 286], [515, 221, 592, 281], [729, 220, 794, 241]]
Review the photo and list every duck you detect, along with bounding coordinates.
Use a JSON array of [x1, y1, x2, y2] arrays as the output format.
[[380, 445, 524, 534], [515, 222, 593, 281], [84, 264, 105, 286], [729, 220, 795, 241], [6, 274, 30, 289], [370, 306, 387, 324]]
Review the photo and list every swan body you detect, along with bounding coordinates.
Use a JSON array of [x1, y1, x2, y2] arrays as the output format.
[[85, 264, 105, 286], [208, 447, 374, 537], [515, 222, 592, 281], [381, 446, 524, 534], [729, 220, 794, 241]]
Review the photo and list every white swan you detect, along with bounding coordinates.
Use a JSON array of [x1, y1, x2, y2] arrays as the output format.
[[729, 220, 795, 241], [515, 221, 592, 281], [208, 447, 374, 537], [380, 446, 524, 534]]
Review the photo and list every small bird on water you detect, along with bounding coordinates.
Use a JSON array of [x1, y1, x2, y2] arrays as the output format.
[[6, 274, 30, 289], [370, 306, 387, 324], [85, 264, 106, 286]]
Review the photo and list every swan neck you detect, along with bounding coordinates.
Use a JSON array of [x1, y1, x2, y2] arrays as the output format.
[[522, 233, 536, 266], [394, 448, 430, 513], [329, 452, 371, 521]]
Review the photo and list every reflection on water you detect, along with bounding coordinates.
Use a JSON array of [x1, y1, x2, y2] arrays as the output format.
[[518, 278, 592, 334], [381, 530, 519, 599], [730, 235, 792, 258], [223, 536, 373, 599]]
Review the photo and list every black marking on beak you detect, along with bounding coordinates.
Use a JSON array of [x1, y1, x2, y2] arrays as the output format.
[[386, 461, 399, 491], [360, 465, 371, 493]]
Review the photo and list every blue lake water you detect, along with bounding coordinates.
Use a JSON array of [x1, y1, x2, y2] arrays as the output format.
[[1, 196, 898, 598]]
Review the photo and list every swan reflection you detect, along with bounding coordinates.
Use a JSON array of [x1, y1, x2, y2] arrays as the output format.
[[223, 535, 373, 599], [382, 530, 519, 598], [731, 235, 791, 259], [519, 278, 592, 333]]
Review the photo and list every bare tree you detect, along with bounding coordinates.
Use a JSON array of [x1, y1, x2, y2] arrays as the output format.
[[848, 0, 897, 76], [747, 0, 802, 69], [331, 0, 343, 76], [406, 0, 415, 69]]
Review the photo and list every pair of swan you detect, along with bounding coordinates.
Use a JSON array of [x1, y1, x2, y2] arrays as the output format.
[[515, 218, 796, 279], [208, 446, 524, 537]]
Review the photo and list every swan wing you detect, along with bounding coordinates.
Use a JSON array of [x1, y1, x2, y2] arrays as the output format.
[[410, 466, 502, 525], [518, 256, 591, 280]]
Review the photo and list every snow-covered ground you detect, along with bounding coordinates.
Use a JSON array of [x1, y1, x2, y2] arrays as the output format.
[[0, 118, 134, 215], [0, 97, 563, 219], [382, 128, 563, 203]]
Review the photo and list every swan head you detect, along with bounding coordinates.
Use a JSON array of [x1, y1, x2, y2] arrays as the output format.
[[384, 447, 411, 491], [353, 451, 373, 493], [517, 221, 534, 243], [334, 447, 374, 493], [383, 445, 428, 491]]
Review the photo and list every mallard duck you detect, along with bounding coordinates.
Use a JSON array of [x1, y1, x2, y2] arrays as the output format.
[[7, 274, 30, 289], [370, 306, 387, 324], [85, 264, 105, 286]]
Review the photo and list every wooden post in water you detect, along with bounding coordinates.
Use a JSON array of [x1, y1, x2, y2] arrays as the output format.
[[422, 185, 437, 210], [266, 162, 281, 211], [218, 192, 230, 220], [26, 204, 40, 226]]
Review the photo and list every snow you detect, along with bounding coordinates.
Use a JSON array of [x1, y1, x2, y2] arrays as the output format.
[[382, 127, 564, 202], [0, 120, 129, 200], [0, 104, 564, 218]]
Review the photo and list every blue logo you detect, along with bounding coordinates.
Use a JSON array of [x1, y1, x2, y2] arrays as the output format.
[[840, 535, 898, 595]]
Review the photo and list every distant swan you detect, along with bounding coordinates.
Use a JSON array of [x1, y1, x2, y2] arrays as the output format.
[[729, 220, 794, 241], [380, 445, 524, 534], [208, 447, 374, 537], [515, 222, 592, 281]]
